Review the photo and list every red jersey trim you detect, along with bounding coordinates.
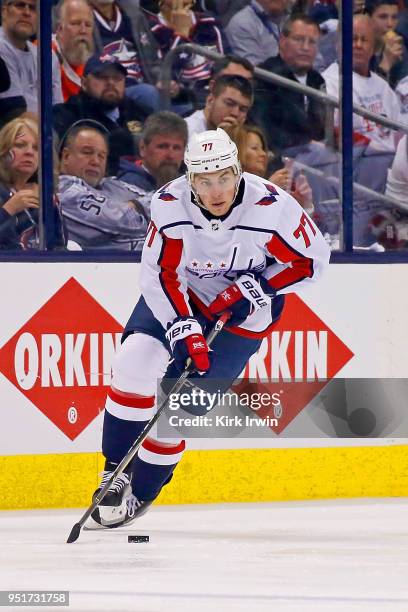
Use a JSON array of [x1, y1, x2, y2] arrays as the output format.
[[142, 437, 186, 455], [265, 233, 314, 291], [158, 234, 190, 318], [109, 387, 155, 408]]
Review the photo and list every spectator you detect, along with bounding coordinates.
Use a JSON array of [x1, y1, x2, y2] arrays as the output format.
[[253, 14, 326, 152], [0, 115, 65, 249], [53, 0, 95, 102], [211, 54, 255, 82], [194, 53, 255, 109], [322, 14, 404, 245], [53, 54, 150, 174], [291, 1, 338, 73], [185, 74, 253, 140], [197, 1, 250, 28], [366, 0, 408, 89], [89, 0, 162, 112], [118, 111, 187, 205], [354, 0, 366, 12], [59, 124, 149, 251], [384, 133, 408, 206], [224, 0, 290, 66], [305, 0, 337, 25], [323, 14, 402, 153], [235, 123, 314, 211], [0, 0, 63, 123], [145, 0, 224, 114], [369, 133, 408, 248]]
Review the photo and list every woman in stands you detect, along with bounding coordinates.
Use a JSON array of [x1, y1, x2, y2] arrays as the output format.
[[0, 115, 64, 249], [236, 124, 314, 213]]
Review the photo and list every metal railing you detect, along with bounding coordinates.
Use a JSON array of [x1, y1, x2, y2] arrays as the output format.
[[32, 11, 408, 259], [159, 43, 408, 134], [294, 160, 408, 212], [159, 41, 408, 255]]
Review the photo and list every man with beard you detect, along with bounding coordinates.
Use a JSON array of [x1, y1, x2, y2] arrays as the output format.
[[53, 0, 95, 101], [53, 54, 149, 173], [59, 124, 150, 251], [117, 111, 188, 206]]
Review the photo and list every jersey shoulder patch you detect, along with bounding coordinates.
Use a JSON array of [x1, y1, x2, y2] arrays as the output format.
[[158, 190, 178, 202], [253, 182, 279, 206], [151, 177, 190, 230], [156, 179, 179, 202]]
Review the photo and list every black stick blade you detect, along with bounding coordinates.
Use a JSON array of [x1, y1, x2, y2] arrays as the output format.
[[67, 522, 82, 543]]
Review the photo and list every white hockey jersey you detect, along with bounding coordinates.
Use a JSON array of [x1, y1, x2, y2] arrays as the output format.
[[140, 173, 330, 338], [322, 61, 402, 152]]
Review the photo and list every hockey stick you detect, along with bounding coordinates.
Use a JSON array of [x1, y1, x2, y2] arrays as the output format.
[[67, 311, 231, 543]]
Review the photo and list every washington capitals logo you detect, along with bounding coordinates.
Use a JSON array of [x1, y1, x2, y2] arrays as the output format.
[[255, 184, 279, 206], [158, 185, 177, 202]]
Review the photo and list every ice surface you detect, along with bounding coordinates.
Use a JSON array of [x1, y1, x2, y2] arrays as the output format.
[[1, 499, 408, 612]]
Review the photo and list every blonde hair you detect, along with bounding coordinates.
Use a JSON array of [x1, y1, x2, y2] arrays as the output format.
[[0, 116, 39, 184], [234, 124, 268, 175]]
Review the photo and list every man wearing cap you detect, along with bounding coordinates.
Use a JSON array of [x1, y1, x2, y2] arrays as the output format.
[[53, 53, 150, 173]]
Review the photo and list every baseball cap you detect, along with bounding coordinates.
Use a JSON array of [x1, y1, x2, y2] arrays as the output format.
[[83, 54, 127, 77]]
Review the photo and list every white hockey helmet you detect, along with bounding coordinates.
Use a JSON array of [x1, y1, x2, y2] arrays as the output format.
[[184, 128, 241, 186]]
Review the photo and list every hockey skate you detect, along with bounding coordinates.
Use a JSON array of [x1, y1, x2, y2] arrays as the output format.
[[85, 469, 153, 530], [86, 469, 131, 529]]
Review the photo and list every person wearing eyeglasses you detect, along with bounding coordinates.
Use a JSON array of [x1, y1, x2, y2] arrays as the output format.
[[252, 13, 326, 153], [0, 0, 63, 124]]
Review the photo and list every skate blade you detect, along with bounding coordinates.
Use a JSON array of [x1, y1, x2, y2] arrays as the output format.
[[84, 501, 128, 530], [83, 514, 105, 531]]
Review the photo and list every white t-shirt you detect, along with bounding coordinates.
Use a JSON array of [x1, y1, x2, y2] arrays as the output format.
[[185, 109, 208, 138], [322, 61, 402, 152], [0, 28, 63, 112], [385, 135, 408, 207], [395, 75, 408, 117]]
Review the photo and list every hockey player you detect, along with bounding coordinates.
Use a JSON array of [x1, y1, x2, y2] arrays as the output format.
[[89, 128, 330, 529]]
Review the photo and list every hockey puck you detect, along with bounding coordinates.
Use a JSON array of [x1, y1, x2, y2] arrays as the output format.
[[128, 535, 149, 543]]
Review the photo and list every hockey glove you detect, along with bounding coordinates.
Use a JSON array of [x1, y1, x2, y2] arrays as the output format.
[[166, 316, 210, 373], [209, 274, 274, 326]]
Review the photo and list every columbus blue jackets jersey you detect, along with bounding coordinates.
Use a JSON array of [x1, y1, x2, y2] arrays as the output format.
[[59, 175, 149, 251], [140, 173, 330, 338], [146, 11, 223, 85]]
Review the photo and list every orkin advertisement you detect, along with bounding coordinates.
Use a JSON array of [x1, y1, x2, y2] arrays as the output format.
[[0, 262, 407, 455]]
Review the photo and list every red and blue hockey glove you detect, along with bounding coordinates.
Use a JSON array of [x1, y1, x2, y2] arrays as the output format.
[[209, 274, 274, 326], [166, 316, 210, 373]]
